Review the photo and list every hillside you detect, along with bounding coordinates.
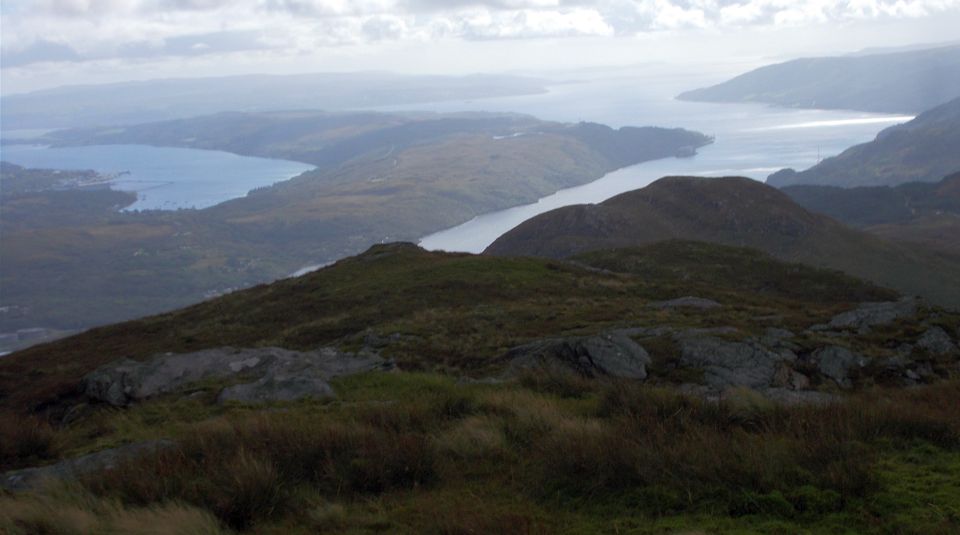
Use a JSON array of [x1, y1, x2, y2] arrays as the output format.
[[677, 45, 960, 113], [0, 72, 547, 130], [783, 172, 960, 255], [0, 113, 710, 337], [767, 97, 960, 188], [485, 176, 960, 307], [1, 241, 958, 533]]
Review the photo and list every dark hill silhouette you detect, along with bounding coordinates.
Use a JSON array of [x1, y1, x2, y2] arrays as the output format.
[[485, 176, 960, 307]]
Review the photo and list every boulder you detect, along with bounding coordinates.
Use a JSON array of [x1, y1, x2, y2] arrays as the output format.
[[648, 296, 721, 310], [818, 297, 918, 332], [505, 333, 650, 380], [2, 440, 173, 492], [675, 335, 791, 389], [760, 328, 796, 347], [916, 327, 958, 356], [813, 346, 868, 388], [82, 346, 392, 406]]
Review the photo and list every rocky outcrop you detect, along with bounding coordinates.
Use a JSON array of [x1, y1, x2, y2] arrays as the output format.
[[817, 298, 919, 332], [648, 296, 721, 310], [2, 440, 173, 492], [505, 333, 650, 379], [675, 334, 794, 389], [917, 326, 958, 355], [82, 346, 393, 406], [812, 346, 868, 388]]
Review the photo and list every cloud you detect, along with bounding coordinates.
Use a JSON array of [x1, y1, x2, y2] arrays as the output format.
[[2, 0, 958, 68], [0, 40, 82, 68]]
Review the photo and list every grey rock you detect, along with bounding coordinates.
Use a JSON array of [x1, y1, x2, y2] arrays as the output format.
[[818, 297, 918, 332], [648, 296, 721, 310], [761, 328, 796, 346], [83, 346, 392, 406], [761, 388, 837, 406], [2, 440, 173, 492], [916, 327, 958, 356], [675, 335, 790, 389], [219, 375, 336, 404], [506, 333, 650, 380], [813, 346, 868, 388]]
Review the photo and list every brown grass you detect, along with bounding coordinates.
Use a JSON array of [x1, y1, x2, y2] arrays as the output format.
[[0, 411, 61, 470]]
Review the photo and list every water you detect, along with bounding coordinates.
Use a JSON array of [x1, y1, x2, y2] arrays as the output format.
[[0, 144, 315, 210], [411, 71, 912, 253]]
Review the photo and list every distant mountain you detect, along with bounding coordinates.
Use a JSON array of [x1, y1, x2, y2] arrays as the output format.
[[0, 112, 710, 335], [782, 172, 960, 255], [485, 176, 960, 307], [677, 45, 960, 114], [0, 72, 547, 130], [767, 97, 960, 187], [37, 110, 711, 169]]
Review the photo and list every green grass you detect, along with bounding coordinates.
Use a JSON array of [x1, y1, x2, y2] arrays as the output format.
[[3, 373, 959, 533]]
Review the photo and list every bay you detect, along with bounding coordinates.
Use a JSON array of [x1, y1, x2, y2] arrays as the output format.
[[0, 143, 315, 211]]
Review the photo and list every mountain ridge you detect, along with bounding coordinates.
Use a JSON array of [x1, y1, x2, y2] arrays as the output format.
[[485, 176, 960, 307], [678, 45, 960, 114]]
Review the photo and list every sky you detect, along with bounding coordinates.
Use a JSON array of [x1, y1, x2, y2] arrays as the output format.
[[2, 0, 960, 94]]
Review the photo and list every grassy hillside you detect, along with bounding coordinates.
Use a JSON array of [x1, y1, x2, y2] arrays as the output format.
[[678, 45, 960, 113], [0, 113, 710, 334], [0, 241, 898, 415], [767, 97, 960, 188], [1, 241, 958, 534], [485, 176, 960, 307]]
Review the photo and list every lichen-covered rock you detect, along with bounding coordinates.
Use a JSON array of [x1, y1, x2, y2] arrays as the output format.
[[675, 335, 791, 389], [505, 333, 650, 379], [813, 346, 868, 388], [82, 346, 392, 406], [819, 297, 918, 332], [916, 327, 958, 356]]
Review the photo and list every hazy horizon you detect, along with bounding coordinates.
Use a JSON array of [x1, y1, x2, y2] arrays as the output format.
[[3, 1, 960, 95]]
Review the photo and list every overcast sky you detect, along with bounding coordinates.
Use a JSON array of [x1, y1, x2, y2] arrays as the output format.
[[2, 0, 959, 94]]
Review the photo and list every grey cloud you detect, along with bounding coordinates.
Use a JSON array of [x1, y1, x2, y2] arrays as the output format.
[[362, 16, 407, 40], [1, 39, 82, 67], [118, 31, 272, 59]]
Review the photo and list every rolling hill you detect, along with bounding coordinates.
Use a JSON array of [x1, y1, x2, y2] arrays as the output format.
[[677, 45, 960, 114], [485, 176, 960, 307], [767, 97, 960, 188]]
